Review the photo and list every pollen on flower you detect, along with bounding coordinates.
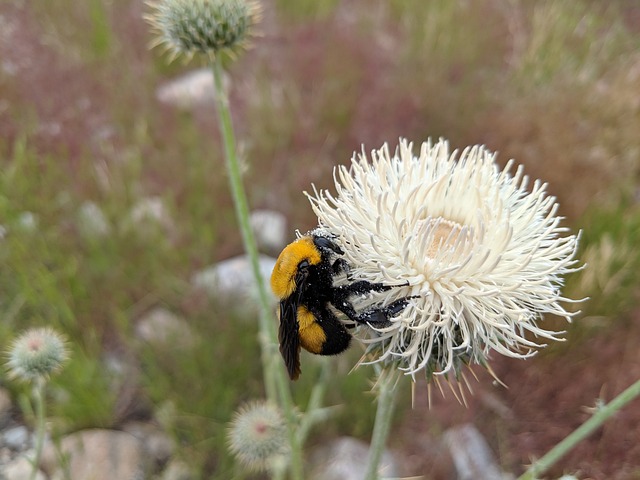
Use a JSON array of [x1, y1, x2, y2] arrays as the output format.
[[306, 138, 583, 381], [421, 218, 469, 259]]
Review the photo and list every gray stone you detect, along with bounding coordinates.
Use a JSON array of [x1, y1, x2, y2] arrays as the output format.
[[41, 429, 147, 480], [135, 308, 196, 349], [191, 254, 276, 308], [100, 352, 144, 421], [123, 197, 174, 237], [444, 424, 512, 480], [160, 458, 196, 480], [309, 436, 399, 480], [250, 209, 287, 252], [156, 69, 228, 109], [3, 426, 30, 450], [77, 201, 110, 238], [3, 455, 47, 480], [16, 212, 37, 231], [122, 421, 175, 465]]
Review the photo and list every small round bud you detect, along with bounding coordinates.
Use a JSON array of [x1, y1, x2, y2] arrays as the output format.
[[146, 0, 262, 61], [6, 328, 69, 383], [227, 400, 289, 471]]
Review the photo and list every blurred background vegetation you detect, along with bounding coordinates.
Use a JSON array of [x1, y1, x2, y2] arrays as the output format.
[[1, 0, 639, 478]]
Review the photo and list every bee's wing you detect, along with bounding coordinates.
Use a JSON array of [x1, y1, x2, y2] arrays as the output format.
[[278, 295, 301, 380]]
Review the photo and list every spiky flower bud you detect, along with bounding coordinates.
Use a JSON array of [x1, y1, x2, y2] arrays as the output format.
[[227, 400, 289, 471], [146, 0, 261, 61], [6, 328, 69, 383]]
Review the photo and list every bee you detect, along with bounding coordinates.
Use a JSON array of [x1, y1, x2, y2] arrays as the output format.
[[270, 230, 411, 380]]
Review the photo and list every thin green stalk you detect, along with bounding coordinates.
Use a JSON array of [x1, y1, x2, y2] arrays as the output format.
[[210, 59, 277, 400], [363, 368, 400, 480], [297, 361, 332, 444], [210, 59, 304, 480], [273, 357, 305, 480], [31, 380, 46, 480], [210, 60, 272, 330], [518, 378, 640, 480]]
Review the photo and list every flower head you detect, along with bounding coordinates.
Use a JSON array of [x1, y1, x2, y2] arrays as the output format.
[[6, 327, 69, 383], [146, 0, 261, 61], [227, 400, 289, 471], [307, 139, 581, 379]]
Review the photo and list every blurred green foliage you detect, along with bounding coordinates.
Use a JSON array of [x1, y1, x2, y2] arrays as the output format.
[[567, 199, 640, 322]]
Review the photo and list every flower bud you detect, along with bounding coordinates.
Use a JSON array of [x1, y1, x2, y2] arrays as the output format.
[[6, 328, 69, 383], [146, 0, 261, 61], [227, 400, 289, 471]]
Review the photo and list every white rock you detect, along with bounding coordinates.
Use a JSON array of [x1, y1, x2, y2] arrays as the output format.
[[128, 197, 170, 226], [3, 455, 47, 480], [309, 436, 399, 480], [41, 429, 147, 480], [444, 424, 511, 480], [122, 421, 175, 464], [135, 308, 196, 349], [16, 212, 37, 231], [191, 254, 276, 308], [156, 69, 228, 109], [3, 426, 30, 450], [160, 458, 196, 480], [123, 197, 173, 237], [77, 201, 110, 238], [250, 209, 287, 252]]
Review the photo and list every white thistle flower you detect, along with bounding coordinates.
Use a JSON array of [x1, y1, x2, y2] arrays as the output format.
[[307, 139, 582, 379]]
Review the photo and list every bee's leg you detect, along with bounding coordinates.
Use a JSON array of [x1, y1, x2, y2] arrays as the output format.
[[336, 279, 394, 296], [357, 297, 414, 327], [333, 293, 413, 328], [331, 258, 351, 278]]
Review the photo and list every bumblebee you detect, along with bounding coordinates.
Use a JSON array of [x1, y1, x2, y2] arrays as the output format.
[[270, 231, 410, 380]]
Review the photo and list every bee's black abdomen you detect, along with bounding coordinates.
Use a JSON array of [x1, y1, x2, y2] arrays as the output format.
[[320, 322, 351, 355]]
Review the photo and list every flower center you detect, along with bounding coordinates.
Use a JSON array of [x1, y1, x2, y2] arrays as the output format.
[[424, 217, 470, 259]]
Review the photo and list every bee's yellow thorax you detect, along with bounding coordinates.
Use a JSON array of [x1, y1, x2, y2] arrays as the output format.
[[270, 237, 322, 299]]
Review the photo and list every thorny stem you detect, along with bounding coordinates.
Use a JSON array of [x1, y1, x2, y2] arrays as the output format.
[[518, 378, 640, 480], [211, 59, 303, 480], [363, 367, 400, 480]]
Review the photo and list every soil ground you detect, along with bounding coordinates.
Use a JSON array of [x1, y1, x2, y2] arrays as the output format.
[[394, 314, 640, 479]]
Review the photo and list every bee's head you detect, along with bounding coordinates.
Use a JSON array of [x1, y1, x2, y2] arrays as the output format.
[[271, 236, 322, 299], [312, 234, 344, 256]]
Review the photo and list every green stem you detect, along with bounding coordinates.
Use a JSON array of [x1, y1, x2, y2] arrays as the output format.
[[211, 59, 276, 399], [31, 380, 46, 480], [210, 59, 303, 480], [518, 378, 640, 480], [210, 61, 272, 330], [297, 360, 332, 444], [273, 357, 305, 480], [363, 368, 399, 480]]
